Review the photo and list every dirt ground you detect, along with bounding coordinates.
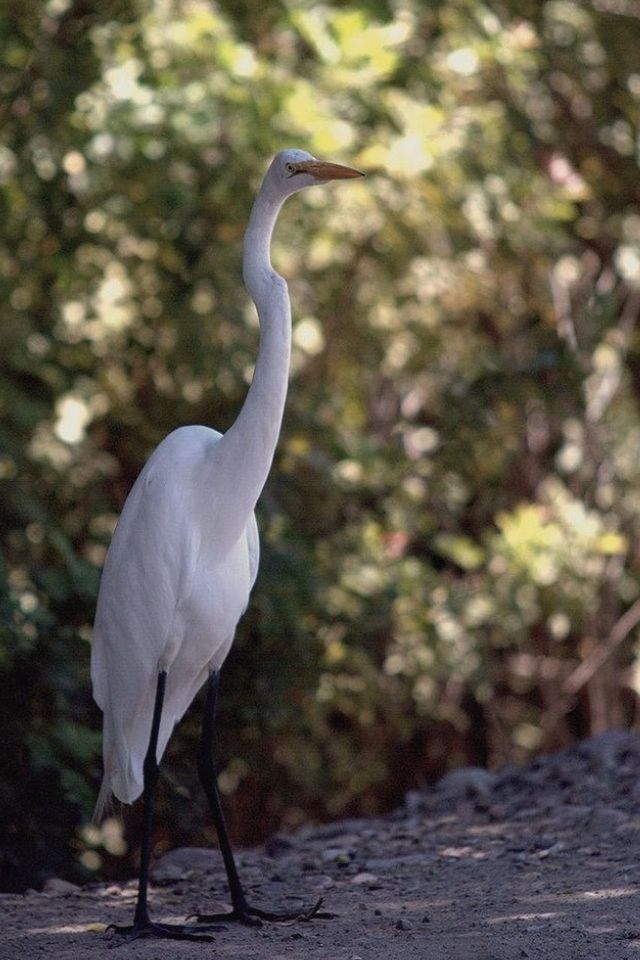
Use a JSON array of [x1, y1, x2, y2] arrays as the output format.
[[5, 729, 640, 960]]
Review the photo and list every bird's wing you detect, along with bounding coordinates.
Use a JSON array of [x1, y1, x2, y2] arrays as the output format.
[[246, 511, 260, 590], [91, 426, 223, 804], [92, 441, 201, 686]]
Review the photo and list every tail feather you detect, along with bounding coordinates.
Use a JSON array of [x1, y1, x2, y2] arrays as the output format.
[[92, 775, 115, 825]]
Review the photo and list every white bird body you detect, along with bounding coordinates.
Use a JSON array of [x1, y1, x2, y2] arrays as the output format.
[[92, 425, 259, 808], [91, 149, 362, 833]]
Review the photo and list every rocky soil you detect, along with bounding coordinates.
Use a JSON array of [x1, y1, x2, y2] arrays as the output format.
[[4, 730, 640, 959]]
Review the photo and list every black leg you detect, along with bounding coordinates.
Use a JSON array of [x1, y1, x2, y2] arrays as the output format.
[[192, 670, 322, 927], [108, 671, 219, 944]]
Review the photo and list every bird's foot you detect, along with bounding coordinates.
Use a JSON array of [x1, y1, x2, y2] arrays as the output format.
[[190, 896, 326, 928], [107, 918, 224, 945]]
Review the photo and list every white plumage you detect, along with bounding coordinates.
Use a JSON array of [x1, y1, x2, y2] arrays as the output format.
[[91, 426, 259, 814]]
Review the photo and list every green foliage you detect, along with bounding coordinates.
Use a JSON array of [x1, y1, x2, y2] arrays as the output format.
[[1, 0, 640, 888]]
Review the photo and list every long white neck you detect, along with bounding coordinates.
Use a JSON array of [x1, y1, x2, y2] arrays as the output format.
[[211, 183, 292, 541]]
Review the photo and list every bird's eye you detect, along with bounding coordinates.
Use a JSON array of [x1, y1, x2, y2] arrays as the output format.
[[286, 162, 300, 178]]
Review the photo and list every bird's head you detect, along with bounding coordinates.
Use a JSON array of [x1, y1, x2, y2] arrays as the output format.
[[265, 148, 363, 200], [243, 148, 363, 297]]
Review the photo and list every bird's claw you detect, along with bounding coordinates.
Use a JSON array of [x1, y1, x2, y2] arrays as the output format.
[[106, 919, 222, 945], [189, 896, 326, 927]]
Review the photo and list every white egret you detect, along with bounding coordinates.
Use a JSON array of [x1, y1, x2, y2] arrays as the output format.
[[91, 149, 363, 942]]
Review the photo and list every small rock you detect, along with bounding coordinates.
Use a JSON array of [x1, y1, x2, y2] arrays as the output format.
[[42, 878, 80, 896], [395, 918, 413, 931], [351, 872, 379, 885], [537, 842, 566, 859], [315, 875, 335, 891], [150, 847, 219, 882], [321, 846, 349, 862], [436, 767, 496, 800], [321, 847, 354, 867]]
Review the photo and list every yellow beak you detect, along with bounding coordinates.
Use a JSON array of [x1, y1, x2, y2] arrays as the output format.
[[289, 160, 364, 181]]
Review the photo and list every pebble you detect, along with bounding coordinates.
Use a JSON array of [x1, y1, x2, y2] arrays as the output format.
[[321, 846, 353, 863], [150, 847, 219, 882], [436, 766, 497, 799], [315, 874, 335, 890], [42, 878, 80, 896], [537, 842, 566, 859], [351, 872, 379, 885]]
